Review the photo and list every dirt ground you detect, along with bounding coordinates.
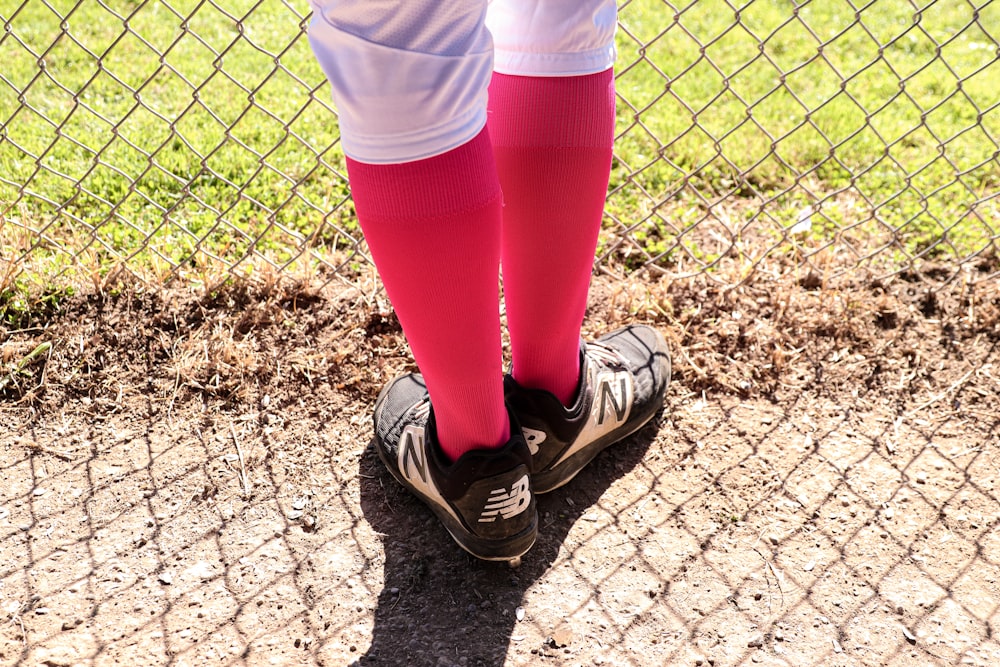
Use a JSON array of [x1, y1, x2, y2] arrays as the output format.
[[1, 261, 999, 667]]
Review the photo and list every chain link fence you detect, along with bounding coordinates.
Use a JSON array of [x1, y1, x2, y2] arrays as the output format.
[[1, 0, 998, 292], [2, 5, 1000, 665]]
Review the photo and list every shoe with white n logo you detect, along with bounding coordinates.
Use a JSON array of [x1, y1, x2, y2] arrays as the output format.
[[505, 324, 671, 494], [372, 374, 538, 561]]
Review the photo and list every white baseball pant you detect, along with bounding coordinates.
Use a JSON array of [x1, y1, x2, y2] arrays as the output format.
[[307, 0, 618, 163]]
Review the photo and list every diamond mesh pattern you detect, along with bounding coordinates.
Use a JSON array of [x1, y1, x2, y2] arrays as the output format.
[[1, 0, 997, 287]]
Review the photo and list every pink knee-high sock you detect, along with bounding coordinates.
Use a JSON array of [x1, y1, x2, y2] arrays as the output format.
[[488, 69, 616, 405], [346, 129, 510, 462]]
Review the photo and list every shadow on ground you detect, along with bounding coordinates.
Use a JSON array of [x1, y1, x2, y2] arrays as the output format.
[[357, 420, 660, 667]]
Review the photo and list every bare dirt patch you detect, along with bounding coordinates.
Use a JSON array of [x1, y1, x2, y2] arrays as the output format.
[[2, 265, 999, 667]]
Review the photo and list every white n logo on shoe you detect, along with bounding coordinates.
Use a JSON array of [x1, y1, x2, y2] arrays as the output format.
[[588, 369, 634, 436], [399, 425, 428, 484], [478, 474, 531, 523], [396, 424, 460, 524], [597, 374, 630, 426], [580, 370, 635, 454]]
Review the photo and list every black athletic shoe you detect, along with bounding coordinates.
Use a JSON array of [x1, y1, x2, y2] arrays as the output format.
[[504, 324, 671, 494], [372, 374, 538, 561]]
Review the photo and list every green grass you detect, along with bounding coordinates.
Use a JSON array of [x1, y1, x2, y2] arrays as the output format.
[[1, 0, 998, 294], [611, 0, 1000, 265], [0, 0, 353, 285]]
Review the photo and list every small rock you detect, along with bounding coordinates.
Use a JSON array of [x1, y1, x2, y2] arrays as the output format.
[[896, 604, 904, 615], [515, 607, 525, 621], [902, 627, 917, 644], [747, 633, 764, 648], [184, 561, 216, 581], [549, 624, 574, 648], [61, 617, 83, 630], [916, 471, 927, 484], [34, 607, 49, 615], [803, 560, 816, 572], [33, 488, 47, 496], [832, 638, 843, 653], [158, 572, 173, 585]]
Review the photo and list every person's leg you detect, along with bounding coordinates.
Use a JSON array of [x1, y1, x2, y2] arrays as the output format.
[[309, 0, 507, 461], [345, 135, 510, 461], [487, 0, 672, 492], [308, 0, 536, 559], [488, 68, 615, 405], [486, 0, 618, 405]]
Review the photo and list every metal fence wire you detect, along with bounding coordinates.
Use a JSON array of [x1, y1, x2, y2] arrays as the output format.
[[1, 0, 998, 289]]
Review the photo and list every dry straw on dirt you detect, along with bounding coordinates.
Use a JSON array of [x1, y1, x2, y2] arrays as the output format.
[[1, 251, 999, 666]]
